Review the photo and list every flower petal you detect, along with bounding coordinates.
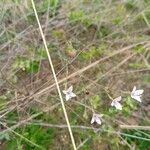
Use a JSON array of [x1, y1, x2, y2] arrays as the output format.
[[95, 117, 101, 125], [114, 102, 122, 110], [90, 116, 95, 124], [132, 95, 142, 102], [134, 89, 144, 96], [114, 96, 122, 102], [132, 86, 136, 92], [68, 86, 73, 93], [65, 94, 71, 101], [111, 101, 115, 107], [70, 92, 76, 98], [62, 90, 67, 94]]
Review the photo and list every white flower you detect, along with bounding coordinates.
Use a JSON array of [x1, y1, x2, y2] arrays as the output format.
[[111, 96, 122, 110], [91, 113, 103, 125], [131, 86, 144, 102], [62, 85, 76, 101]]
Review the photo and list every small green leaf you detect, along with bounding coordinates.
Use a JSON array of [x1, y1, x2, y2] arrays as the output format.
[[143, 74, 150, 83], [90, 95, 101, 109], [68, 10, 92, 27], [13, 57, 40, 74], [0, 132, 10, 140], [133, 44, 146, 54]]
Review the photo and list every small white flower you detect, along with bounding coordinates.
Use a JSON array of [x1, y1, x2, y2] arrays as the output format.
[[131, 86, 144, 102], [111, 96, 122, 110], [62, 85, 76, 101], [91, 113, 103, 125]]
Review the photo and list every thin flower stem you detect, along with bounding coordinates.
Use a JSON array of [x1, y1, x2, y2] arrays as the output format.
[[120, 125, 150, 130], [30, 0, 77, 149]]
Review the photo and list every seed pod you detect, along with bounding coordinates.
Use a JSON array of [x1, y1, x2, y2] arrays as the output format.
[[66, 41, 77, 58], [67, 50, 77, 58]]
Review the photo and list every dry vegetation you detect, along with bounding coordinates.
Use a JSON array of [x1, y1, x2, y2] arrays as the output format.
[[0, 0, 150, 150]]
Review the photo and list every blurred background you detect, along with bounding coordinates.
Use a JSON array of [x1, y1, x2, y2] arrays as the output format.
[[0, 0, 150, 149]]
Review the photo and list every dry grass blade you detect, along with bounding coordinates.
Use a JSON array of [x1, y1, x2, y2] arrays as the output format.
[[35, 41, 148, 97], [120, 125, 150, 130], [30, 0, 77, 149]]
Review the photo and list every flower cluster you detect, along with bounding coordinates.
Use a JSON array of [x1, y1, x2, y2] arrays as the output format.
[[62, 86, 144, 125]]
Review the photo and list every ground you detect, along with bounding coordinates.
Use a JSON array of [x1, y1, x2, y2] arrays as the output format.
[[0, 0, 150, 150]]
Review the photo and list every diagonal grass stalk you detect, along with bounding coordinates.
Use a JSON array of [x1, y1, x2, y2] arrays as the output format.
[[30, 0, 77, 149]]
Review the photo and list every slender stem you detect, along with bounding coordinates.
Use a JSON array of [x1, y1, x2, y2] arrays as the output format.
[[120, 125, 150, 130], [30, 0, 77, 149]]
